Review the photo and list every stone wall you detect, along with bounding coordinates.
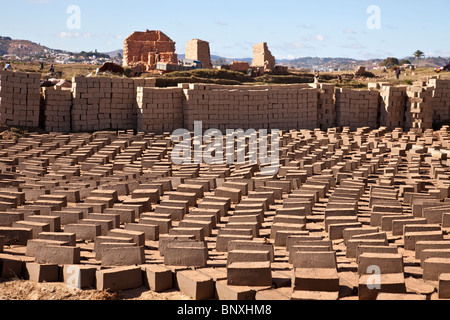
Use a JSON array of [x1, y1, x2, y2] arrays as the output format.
[[0, 71, 41, 128]]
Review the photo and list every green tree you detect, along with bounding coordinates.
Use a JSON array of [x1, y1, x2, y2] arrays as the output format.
[[380, 57, 400, 68], [413, 50, 425, 67]]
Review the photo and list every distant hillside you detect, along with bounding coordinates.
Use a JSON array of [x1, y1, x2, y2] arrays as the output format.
[[0, 36, 49, 56]]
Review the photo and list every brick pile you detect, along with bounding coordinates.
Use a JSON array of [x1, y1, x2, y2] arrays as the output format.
[[136, 86, 184, 134], [310, 83, 336, 130], [335, 88, 380, 130], [379, 85, 407, 130], [0, 71, 41, 128], [185, 39, 212, 69], [405, 84, 433, 130], [428, 78, 450, 124], [229, 61, 250, 73], [42, 86, 72, 133], [252, 42, 275, 71]]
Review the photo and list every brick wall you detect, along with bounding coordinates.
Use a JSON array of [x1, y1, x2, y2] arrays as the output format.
[[42, 86, 72, 133], [379, 85, 408, 130]]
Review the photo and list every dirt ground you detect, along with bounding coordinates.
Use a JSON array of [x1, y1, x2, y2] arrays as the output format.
[[0, 279, 190, 301]]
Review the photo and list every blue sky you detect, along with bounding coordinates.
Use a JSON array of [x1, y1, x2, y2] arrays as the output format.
[[1, 0, 449, 60]]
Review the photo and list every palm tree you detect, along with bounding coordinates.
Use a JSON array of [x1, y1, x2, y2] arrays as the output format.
[[413, 50, 425, 68]]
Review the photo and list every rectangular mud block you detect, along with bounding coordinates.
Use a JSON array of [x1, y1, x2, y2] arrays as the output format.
[[139, 217, 172, 234], [216, 234, 254, 252], [293, 268, 339, 292], [214, 187, 242, 204], [176, 270, 214, 300], [158, 235, 196, 256], [178, 220, 212, 237], [358, 273, 406, 300], [343, 227, 379, 245], [415, 241, 450, 259], [35, 245, 81, 265], [143, 264, 173, 292], [64, 224, 101, 241], [154, 206, 185, 221], [122, 198, 152, 213], [358, 253, 404, 275], [104, 208, 135, 224], [25, 262, 59, 283], [63, 265, 98, 289], [167, 192, 197, 207], [164, 242, 208, 267], [404, 231, 444, 251], [228, 240, 274, 262], [381, 215, 413, 232], [125, 223, 159, 241], [392, 218, 428, 236], [227, 250, 271, 266], [423, 258, 450, 281], [346, 239, 388, 259], [79, 219, 113, 236], [421, 249, 450, 268], [26, 239, 68, 257], [270, 223, 306, 240], [356, 245, 399, 262], [0, 253, 26, 279], [0, 227, 33, 245], [96, 266, 143, 291], [108, 229, 145, 246], [131, 189, 160, 203], [51, 211, 83, 225], [439, 274, 450, 299], [86, 213, 120, 229], [37, 232, 76, 247], [291, 251, 337, 269], [12, 221, 50, 238], [101, 246, 145, 267], [0, 212, 24, 227], [275, 230, 309, 247], [169, 227, 205, 242], [26, 215, 61, 232], [329, 222, 362, 240], [215, 280, 256, 300], [227, 261, 272, 286]]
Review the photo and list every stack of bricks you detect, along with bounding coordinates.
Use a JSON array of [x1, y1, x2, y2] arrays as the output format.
[[428, 78, 450, 125], [335, 88, 380, 130], [379, 85, 407, 130], [229, 61, 250, 73], [136, 86, 184, 134], [0, 71, 41, 128], [185, 39, 212, 69], [42, 86, 72, 133], [310, 83, 336, 130], [405, 84, 433, 130], [252, 42, 276, 71]]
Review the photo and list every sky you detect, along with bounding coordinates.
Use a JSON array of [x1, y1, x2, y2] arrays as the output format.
[[1, 0, 449, 60]]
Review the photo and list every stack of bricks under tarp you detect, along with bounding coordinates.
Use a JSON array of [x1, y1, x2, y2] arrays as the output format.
[[379, 85, 407, 130], [136, 86, 184, 134], [43, 86, 72, 133], [335, 88, 380, 130], [0, 71, 41, 128]]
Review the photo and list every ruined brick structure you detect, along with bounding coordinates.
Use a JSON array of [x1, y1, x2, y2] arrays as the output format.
[[123, 30, 178, 71], [252, 42, 276, 71], [185, 39, 212, 69]]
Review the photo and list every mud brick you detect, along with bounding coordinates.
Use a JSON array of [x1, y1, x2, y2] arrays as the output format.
[[358, 273, 406, 300], [140, 216, 172, 234], [53, 190, 81, 203], [108, 229, 145, 246], [86, 213, 120, 229], [94, 236, 134, 253], [228, 214, 261, 228], [329, 222, 362, 240], [79, 219, 113, 236], [293, 268, 340, 292], [291, 290, 339, 301], [164, 241, 208, 267], [275, 207, 308, 217], [203, 196, 231, 212], [347, 239, 388, 259], [159, 200, 190, 215], [169, 227, 204, 241], [423, 206, 450, 224], [154, 206, 185, 221], [176, 184, 205, 199], [63, 265, 98, 289], [324, 208, 357, 219], [439, 274, 450, 299], [358, 253, 404, 276], [0, 253, 28, 279], [38, 194, 68, 207], [214, 187, 241, 204], [227, 250, 271, 266], [423, 258, 450, 281], [26, 215, 61, 232], [0, 227, 33, 245], [158, 235, 197, 256], [381, 215, 413, 232], [34, 200, 65, 212], [356, 246, 399, 262], [26, 239, 68, 257], [131, 189, 160, 204], [96, 266, 143, 291], [239, 198, 270, 211], [104, 208, 135, 224], [0, 212, 24, 227], [392, 218, 427, 236], [291, 251, 337, 269], [228, 240, 274, 261], [226, 222, 260, 237], [216, 234, 254, 252], [404, 231, 444, 251], [25, 262, 59, 283], [266, 180, 293, 194], [415, 241, 450, 259], [84, 197, 115, 210], [167, 192, 197, 207], [370, 212, 404, 227], [227, 261, 272, 286], [64, 224, 101, 241], [143, 264, 173, 292], [0, 236, 3, 253], [51, 211, 83, 225], [325, 216, 358, 231], [125, 223, 159, 241], [178, 220, 212, 237], [38, 232, 76, 246], [270, 223, 307, 239], [90, 189, 119, 203], [275, 231, 309, 247], [176, 269, 214, 300], [35, 245, 81, 265], [215, 280, 256, 300], [123, 198, 152, 213], [101, 245, 145, 267], [222, 182, 249, 196]]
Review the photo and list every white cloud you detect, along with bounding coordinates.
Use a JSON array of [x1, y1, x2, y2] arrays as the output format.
[[56, 32, 92, 39], [343, 28, 356, 34]]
